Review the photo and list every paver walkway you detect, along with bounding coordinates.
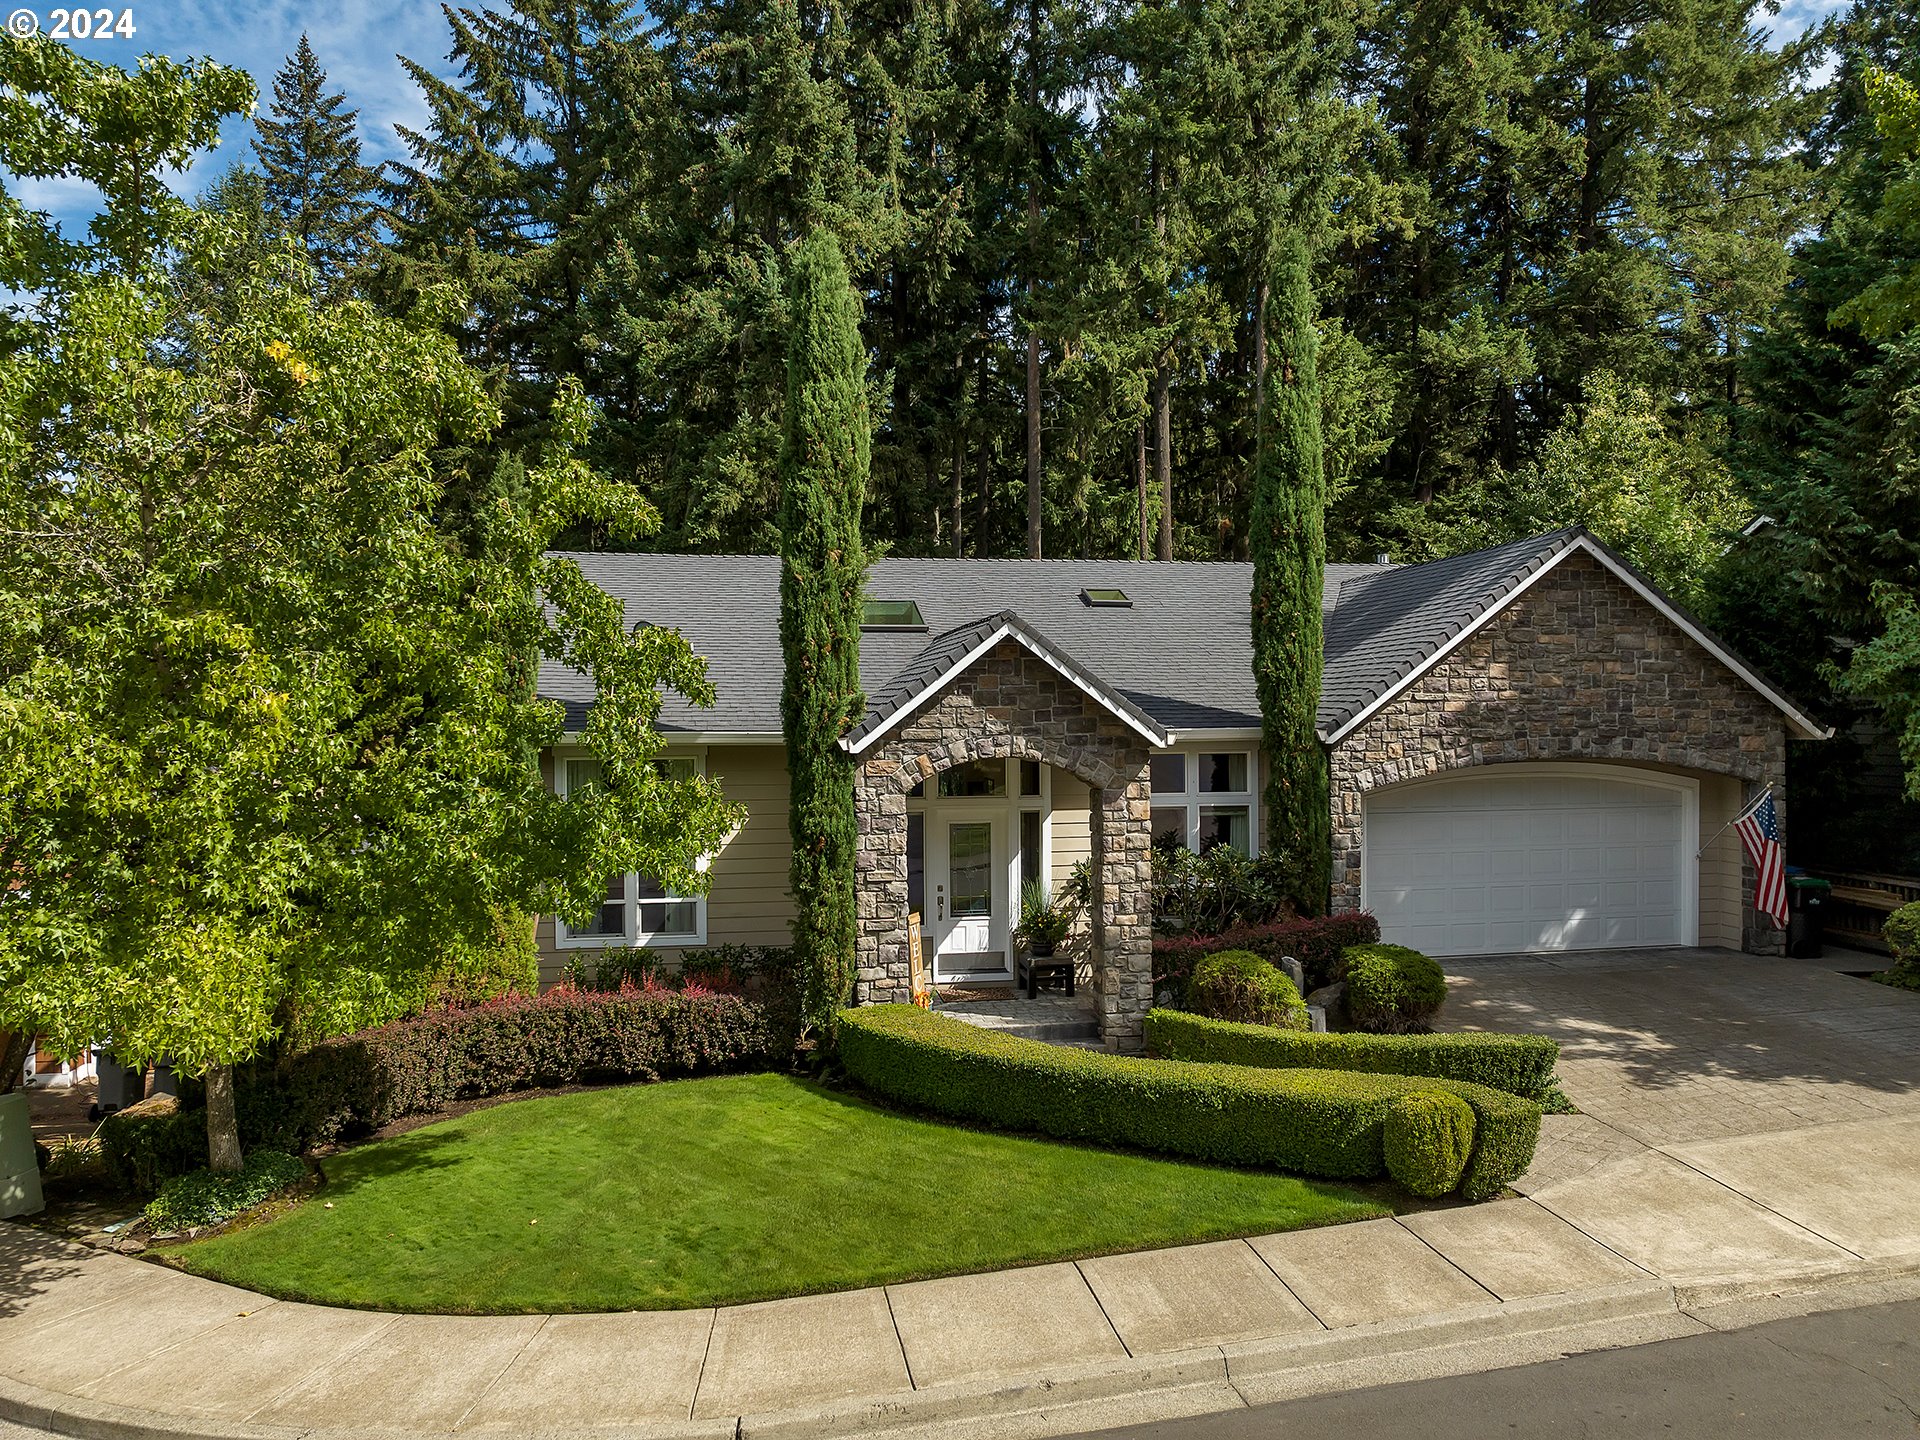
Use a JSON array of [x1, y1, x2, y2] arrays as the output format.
[[1443, 947, 1920, 1192], [4, 946, 1919, 1440]]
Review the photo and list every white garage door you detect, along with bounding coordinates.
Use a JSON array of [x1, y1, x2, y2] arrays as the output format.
[[1364, 770, 1691, 957]]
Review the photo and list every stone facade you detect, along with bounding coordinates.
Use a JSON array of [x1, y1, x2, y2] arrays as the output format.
[[852, 641, 1156, 1050], [1328, 551, 1790, 953]]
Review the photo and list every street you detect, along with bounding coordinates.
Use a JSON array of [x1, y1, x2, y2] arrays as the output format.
[[1096, 1297, 1920, 1440]]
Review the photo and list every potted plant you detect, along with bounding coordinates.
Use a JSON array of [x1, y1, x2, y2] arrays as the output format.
[[1014, 879, 1075, 958]]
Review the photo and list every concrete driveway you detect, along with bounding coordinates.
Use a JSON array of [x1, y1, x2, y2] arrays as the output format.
[[1444, 948, 1920, 1253]]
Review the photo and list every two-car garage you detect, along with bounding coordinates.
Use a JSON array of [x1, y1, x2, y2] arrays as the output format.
[[1361, 765, 1697, 958]]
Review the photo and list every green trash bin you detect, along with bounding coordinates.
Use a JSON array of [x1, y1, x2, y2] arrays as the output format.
[[1786, 875, 1831, 959]]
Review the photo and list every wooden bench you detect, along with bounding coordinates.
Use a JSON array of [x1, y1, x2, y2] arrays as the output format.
[[1815, 871, 1917, 953]]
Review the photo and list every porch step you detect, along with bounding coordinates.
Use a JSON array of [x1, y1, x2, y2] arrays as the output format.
[[939, 1000, 1100, 1045]]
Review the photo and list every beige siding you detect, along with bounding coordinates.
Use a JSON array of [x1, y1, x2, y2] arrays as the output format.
[[535, 743, 795, 983], [1697, 771, 1745, 950], [700, 745, 797, 949], [1050, 769, 1092, 891]]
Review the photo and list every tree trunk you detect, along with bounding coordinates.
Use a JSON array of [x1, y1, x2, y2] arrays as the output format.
[[204, 1062, 244, 1173], [952, 429, 965, 557], [0, 1031, 31, 1095], [1153, 359, 1172, 561], [1135, 421, 1149, 560], [1025, 303, 1042, 555]]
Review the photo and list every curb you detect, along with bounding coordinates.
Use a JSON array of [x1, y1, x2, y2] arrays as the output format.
[[7, 1265, 1919, 1440]]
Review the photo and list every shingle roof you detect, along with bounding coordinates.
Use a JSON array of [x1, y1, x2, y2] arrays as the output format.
[[1317, 528, 1579, 736], [538, 552, 1379, 736], [842, 610, 1172, 753], [536, 528, 1825, 743]]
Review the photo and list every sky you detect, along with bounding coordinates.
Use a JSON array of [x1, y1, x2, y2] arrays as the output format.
[[13, 0, 1855, 243]]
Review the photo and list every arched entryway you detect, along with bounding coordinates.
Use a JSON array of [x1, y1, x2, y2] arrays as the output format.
[[847, 635, 1160, 1051]]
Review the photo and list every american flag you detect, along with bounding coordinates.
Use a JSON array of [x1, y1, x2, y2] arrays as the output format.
[[1734, 789, 1788, 929]]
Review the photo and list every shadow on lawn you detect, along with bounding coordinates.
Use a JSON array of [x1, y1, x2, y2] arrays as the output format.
[[305, 1126, 470, 1202]]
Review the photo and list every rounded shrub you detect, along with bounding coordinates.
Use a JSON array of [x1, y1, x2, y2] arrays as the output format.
[[1189, 950, 1309, 1030], [1884, 901, 1920, 966], [1382, 1092, 1475, 1197], [1344, 944, 1448, 1033]]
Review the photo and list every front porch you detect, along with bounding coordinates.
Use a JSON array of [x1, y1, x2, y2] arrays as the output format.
[[842, 614, 1170, 1051]]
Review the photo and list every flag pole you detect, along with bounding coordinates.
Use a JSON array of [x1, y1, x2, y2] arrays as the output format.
[[1696, 784, 1773, 859]]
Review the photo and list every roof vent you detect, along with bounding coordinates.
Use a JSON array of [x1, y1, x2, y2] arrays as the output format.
[[1080, 588, 1132, 608], [861, 599, 927, 631]]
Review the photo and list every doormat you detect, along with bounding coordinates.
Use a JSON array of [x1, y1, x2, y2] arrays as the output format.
[[936, 984, 1017, 1004]]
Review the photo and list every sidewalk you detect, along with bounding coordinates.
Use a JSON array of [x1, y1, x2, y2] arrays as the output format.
[[4, 1110, 1919, 1440]]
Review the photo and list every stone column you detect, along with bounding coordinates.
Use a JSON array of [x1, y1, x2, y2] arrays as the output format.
[[853, 761, 912, 1003], [1091, 762, 1154, 1052]]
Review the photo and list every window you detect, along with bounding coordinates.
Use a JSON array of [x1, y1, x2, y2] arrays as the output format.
[[862, 599, 926, 630], [938, 758, 1008, 797], [907, 812, 926, 918], [1021, 810, 1043, 888], [556, 752, 708, 947], [1080, 587, 1131, 607], [1149, 748, 1256, 857], [1019, 759, 1042, 796]]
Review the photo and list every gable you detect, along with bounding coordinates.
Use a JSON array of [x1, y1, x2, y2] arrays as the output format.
[[1321, 533, 1828, 745]]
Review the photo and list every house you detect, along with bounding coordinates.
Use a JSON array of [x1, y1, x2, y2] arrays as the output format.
[[535, 527, 1829, 1049]]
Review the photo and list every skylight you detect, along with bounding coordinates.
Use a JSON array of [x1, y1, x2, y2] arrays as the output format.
[[862, 599, 926, 630], [1080, 588, 1132, 607]]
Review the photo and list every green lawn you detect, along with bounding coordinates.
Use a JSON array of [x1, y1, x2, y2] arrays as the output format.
[[176, 1073, 1388, 1312]]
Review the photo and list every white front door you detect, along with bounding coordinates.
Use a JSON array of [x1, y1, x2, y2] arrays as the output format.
[[930, 814, 1009, 980]]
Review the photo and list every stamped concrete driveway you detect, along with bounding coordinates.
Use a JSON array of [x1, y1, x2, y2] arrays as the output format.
[[1443, 948, 1920, 1193]]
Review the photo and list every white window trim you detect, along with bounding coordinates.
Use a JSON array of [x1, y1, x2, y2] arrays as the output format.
[[1150, 747, 1260, 857], [554, 748, 710, 949]]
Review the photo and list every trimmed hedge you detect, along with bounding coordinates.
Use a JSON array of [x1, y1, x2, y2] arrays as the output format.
[[838, 1005, 1538, 1200], [1154, 913, 1382, 1001], [1383, 1093, 1474, 1198], [1144, 1009, 1559, 1101], [1189, 950, 1309, 1030], [1344, 943, 1448, 1033], [102, 986, 775, 1192]]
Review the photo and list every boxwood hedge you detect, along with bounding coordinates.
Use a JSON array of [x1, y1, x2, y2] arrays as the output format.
[[1143, 1008, 1559, 1102], [838, 1005, 1538, 1200]]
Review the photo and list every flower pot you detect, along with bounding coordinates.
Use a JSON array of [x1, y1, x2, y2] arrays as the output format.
[[0, 1090, 46, 1219], [1027, 939, 1057, 960]]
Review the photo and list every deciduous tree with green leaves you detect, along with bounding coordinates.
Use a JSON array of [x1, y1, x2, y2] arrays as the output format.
[[0, 38, 739, 1170], [1249, 237, 1330, 914], [778, 231, 870, 1036]]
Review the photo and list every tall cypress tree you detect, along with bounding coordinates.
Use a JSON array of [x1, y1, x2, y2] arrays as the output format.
[[250, 35, 380, 289], [1250, 236, 1331, 913], [778, 231, 870, 1033]]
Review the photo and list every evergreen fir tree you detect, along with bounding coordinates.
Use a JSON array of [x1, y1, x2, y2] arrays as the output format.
[[381, 0, 658, 448], [778, 231, 870, 1033], [250, 35, 381, 289], [1249, 236, 1330, 912]]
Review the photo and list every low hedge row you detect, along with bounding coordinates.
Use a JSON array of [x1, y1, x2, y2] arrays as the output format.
[[1154, 913, 1382, 1000], [838, 1005, 1539, 1200], [102, 987, 775, 1191], [1144, 1009, 1559, 1102]]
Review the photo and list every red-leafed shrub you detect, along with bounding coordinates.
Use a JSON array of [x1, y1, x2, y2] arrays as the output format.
[[231, 985, 774, 1156], [1153, 913, 1382, 1003]]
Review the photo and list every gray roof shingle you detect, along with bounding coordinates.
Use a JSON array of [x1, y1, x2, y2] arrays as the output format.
[[842, 610, 1172, 751], [539, 552, 1379, 736], [537, 528, 1813, 743], [1316, 528, 1579, 736]]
